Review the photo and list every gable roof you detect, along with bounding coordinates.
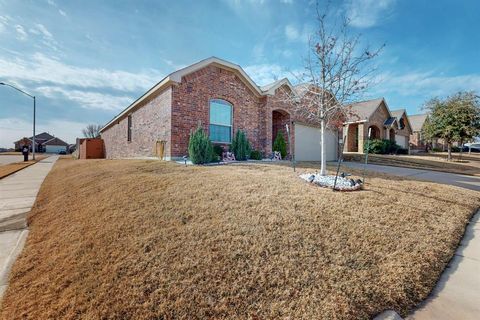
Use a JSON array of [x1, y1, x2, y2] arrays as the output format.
[[390, 109, 405, 119], [44, 137, 69, 146], [260, 78, 296, 95], [14, 132, 54, 144], [390, 108, 413, 132], [346, 98, 389, 122], [409, 114, 428, 132], [100, 57, 264, 132]]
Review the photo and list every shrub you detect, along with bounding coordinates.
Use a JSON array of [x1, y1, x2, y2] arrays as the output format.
[[188, 127, 214, 164], [250, 149, 263, 160], [451, 146, 461, 152], [431, 147, 442, 152], [273, 132, 287, 159], [231, 130, 251, 161], [364, 139, 402, 154], [397, 148, 409, 155], [213, 145, 224, 158]]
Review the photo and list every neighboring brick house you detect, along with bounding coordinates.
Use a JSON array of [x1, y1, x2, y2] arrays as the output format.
[[100, 57, 339, 161], [390, 109, 413, 149], [14, 132, 54, 152], [343, 98, 412, 153], [409, 114, 428, 151]]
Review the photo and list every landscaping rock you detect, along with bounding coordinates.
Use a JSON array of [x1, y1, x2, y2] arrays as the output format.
[[299, 173, 362, 191]]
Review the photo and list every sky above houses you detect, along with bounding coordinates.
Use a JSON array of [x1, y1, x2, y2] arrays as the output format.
[[0, 0, 479, 147]]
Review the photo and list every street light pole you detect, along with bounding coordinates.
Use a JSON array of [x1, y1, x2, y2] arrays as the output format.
[[0, 82, 36, 160]]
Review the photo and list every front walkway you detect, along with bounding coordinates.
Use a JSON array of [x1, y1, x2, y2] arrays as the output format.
[[342, 161, 480, 320], [0, 156, 58, 299]]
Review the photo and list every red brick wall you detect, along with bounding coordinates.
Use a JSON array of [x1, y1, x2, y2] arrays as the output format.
[[101, 87, 172, 159], [170, 65, 264, 158], [102, 66, 325, 160]]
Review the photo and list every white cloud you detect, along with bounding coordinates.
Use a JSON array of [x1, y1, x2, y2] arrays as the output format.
[[346, 0, 396, 28], [0, 53, 163, 92], [38, 86, 133, 111], [34, 23, 53, 38], [0, 117, 88, 148], [47, 0, 56, 7], [58, 9, 67, 17], [280, 0, 293, 3], [373, 71, 480, 99], [285, 24, 300, 41], [284, 23, 310, 42], [0, 15, 9, 33], [14, 24, 28, 40], [244, 64, 299, 86]]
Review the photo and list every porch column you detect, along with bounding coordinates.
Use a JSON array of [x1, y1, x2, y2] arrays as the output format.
[[358, 123, 364, 153]]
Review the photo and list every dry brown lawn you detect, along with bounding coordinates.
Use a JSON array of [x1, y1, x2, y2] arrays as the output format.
[[1, 158, 479, 319]]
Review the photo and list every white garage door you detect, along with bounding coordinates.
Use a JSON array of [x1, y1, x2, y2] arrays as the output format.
[[294, 123, 337, 161], [46, 145, 66, 153], [395, 135, 407, 148]]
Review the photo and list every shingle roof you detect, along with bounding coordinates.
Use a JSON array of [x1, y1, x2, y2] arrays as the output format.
[[390, 109, 406, 119], [346, 98, 385, 122], [409, 114, 428, 132]]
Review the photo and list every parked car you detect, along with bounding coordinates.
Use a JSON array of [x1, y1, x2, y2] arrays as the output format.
[[58, 150, 67, 155], [462, 143, 480, 152]]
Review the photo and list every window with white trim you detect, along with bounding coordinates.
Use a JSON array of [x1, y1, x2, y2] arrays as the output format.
[[209, 99, 232, 143]]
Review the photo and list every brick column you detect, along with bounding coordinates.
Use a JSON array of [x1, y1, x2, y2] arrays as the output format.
[[358, 123, 365, 153]]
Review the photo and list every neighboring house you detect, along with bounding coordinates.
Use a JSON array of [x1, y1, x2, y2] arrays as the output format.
[[14, 132, 55, 152], [43, 137, 69, 153], [343, 98, 410, 153], [409, 113, 448, 152], [390, 109, 413, 149], [409, 114, 428, 151], [100, 57, 339, 161], [14, 132, 69, 153]]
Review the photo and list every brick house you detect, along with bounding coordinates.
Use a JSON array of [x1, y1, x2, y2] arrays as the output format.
[[14, 132, 54, 152], [343, 98, 412, 153], [100, 57, 339, 161], [409, 114, 428, 151]]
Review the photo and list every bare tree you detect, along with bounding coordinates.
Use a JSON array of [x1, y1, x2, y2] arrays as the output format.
[[284, 2, 383, 176], [82, 124, 102, 138]]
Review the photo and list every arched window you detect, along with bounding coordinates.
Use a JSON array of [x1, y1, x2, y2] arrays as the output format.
[[209, 99, 232, 143]]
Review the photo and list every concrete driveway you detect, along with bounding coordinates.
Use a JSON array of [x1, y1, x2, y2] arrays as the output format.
[[0, 156, 24, 166], [342, 161, 480, 192]]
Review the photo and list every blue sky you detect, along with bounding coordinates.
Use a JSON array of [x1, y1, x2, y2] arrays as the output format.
[[1, 0, 479, 147]]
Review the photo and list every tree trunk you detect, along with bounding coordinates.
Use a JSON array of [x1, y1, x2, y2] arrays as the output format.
[[447, 143, 452, 161], [320, 118, 327, 176]]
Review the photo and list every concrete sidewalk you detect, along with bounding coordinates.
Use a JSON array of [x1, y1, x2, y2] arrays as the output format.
[[0, 155, 58, 299], [343, 161, 480, 320]]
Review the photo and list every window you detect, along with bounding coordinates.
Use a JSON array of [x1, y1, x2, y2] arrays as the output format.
[[399, 118, 405, 129], [127, 115, 132, 142], [209, 99, 232, 143]]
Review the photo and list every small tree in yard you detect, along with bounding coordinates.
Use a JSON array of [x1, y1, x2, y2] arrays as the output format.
[[281, 2, 382, 175], [82, 124, 102, 138], [423, 91, 480, 161], [188, 127, 214, 164], [273, 132, 287, 159], [231, 130, 251, 161]]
